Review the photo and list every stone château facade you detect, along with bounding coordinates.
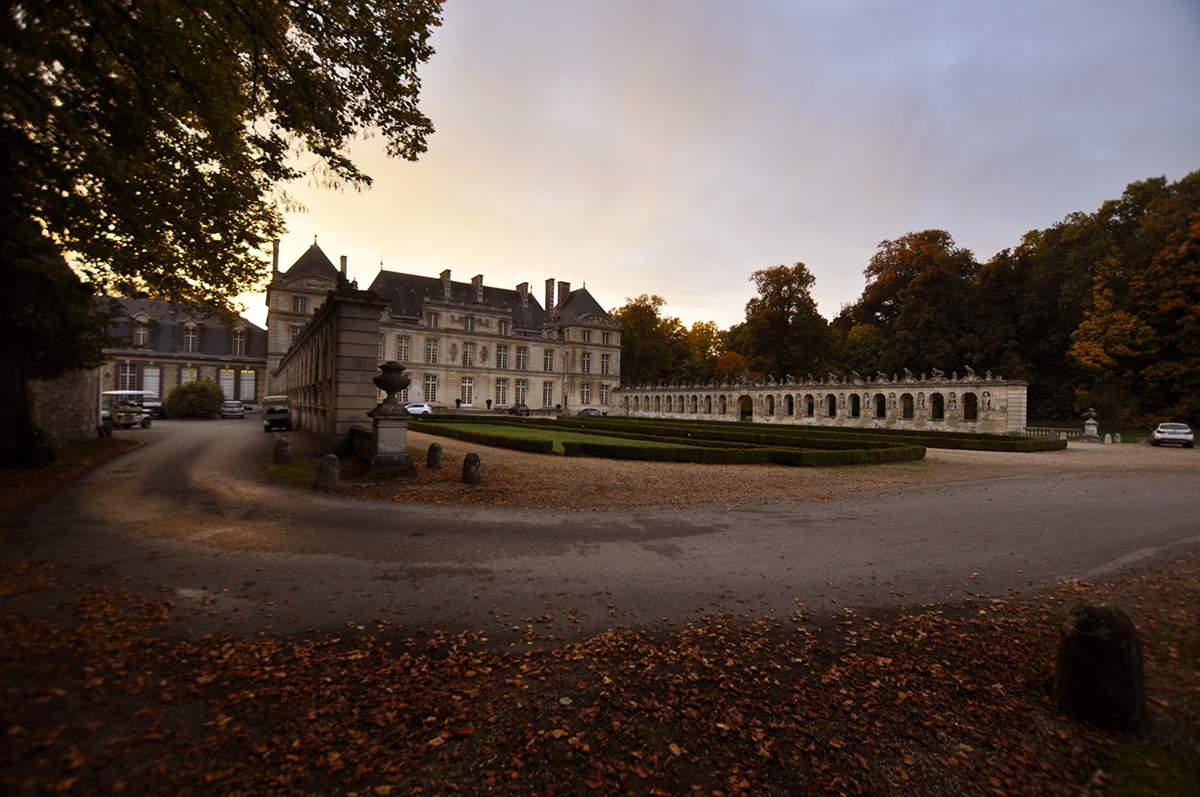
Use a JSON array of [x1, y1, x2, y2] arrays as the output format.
[[266, 242, 622, 414], [614, 368, 1028, 434]]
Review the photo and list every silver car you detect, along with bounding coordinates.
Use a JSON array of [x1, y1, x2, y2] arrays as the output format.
[[220, 400, 245, 419], [1150, 422, 1193, 448]]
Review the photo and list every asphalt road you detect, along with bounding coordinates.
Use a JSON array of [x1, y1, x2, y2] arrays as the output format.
[[6, 416, 1199, 646]]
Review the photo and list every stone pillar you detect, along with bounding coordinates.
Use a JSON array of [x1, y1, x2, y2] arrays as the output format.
[[1052, 602, 1145, 732], [1081, 408, 1101, 443], [367, 362, 416, 476]]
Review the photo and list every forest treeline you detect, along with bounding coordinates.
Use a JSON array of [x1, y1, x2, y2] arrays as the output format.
[[613, 170, 1200, 426]]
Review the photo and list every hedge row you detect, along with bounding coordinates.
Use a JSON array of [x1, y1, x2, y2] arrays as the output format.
[[561, 440, 926, 466], [408, 421, 554, 454]]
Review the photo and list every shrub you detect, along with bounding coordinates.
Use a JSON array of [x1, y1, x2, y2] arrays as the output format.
[[164, 380, 225, 419]]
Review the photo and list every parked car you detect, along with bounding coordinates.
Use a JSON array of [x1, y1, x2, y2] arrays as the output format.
[[1150, 422, 1194, 448], [405, 403, 433, 415], [143, 400, 165, 419], [507, 403, 531, 416], [262, 395, 293, 431], [220, 400, 245, 419], [577, 408, 601, 416]]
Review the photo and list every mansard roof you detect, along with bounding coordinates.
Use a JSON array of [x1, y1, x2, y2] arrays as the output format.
[[100, 298, 267, 357], [281, 242, 340, 282], [367, 270, 550, 331]]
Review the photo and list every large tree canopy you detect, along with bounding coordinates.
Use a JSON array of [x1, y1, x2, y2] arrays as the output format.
[[2, 0, 443, 307], [742, 262, 831, 379], [1, 0, 442, 466]]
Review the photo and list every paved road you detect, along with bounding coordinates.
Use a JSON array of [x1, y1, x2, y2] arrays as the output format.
[[6, 417, 1199, 645]]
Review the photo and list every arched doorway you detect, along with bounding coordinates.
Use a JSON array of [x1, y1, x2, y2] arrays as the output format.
[[738, 395, 754, 421]]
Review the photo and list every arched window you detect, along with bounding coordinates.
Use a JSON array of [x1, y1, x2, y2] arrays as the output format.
[[690, 395, 698, 413], [874, 393, 887, 418], [705, 395, 713, 414], [767, 395, 776, 414], [963, 392, 978, 421], [901, 393, 914, 420], [826, 394, 837, 417], [786, 394, 795, 416], [720, 395, 728, 414], [849, 393, 861, 418], [805, 395, 815, 417], [931, 393, 945, 420]]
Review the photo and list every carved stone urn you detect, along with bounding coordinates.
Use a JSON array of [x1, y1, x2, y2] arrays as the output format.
[[373, 361, 411, 405]]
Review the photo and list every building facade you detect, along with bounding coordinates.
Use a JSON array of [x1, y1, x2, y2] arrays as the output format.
[[266, 241, 622, 414], [99, 298, 267, 403], [614, 369, 1028, 435]]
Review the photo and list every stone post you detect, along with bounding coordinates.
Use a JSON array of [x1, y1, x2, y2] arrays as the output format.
[[427, 442, 443, 469], [273, 437, 291, 463], [1081, 408, 1101, 443], [316, 454, 341, 490], [367, 362, 416, 476], [462, 452, 482, 484], [1052, 602, 1145, 732]]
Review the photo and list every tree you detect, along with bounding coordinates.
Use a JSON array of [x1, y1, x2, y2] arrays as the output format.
[[2, 0, 443, 465], [742, 263, 831, 379], [681, 321, 724, 382], [612, 295, 688, 385]]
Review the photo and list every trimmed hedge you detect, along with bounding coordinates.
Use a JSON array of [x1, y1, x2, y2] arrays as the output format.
[[410, 422, 554, 454], [561, 440, 926, 466]]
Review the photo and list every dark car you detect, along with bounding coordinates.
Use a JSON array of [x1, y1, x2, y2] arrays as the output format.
[[507, 403, 531, 416], [577, 408, 601, 416], [1150, 422, 1194, 448]]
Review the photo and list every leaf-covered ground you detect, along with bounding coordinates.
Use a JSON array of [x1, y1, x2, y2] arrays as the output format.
[[2, 437, 1198, 794], [2, 549, 1197, 795]]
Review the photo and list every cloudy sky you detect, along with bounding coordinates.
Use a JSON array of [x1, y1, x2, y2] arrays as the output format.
[[243, 0, 1200, 330]]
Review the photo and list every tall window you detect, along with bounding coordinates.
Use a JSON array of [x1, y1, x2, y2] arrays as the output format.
[[515, 379, 527, 405], [516, 347, 528, 370], [396, 335, 411, 361], [499, 320, 510, 336], [183, 325, 198, 353], [581, 352, 591, 374], [464, 316, 475, 332], [425, 339, 439, 364], [240, 369, 256, 401], [600, 384, 610, 405], [290, 324, 303, 344], [601, 353, 611, 375], [378, 335, 385, 360], [143, 366, 161, 398], [495, 378, 508, 406], [543, 350, 554, 372], [542, 381, 554, 407], [133, 324, 150, 347], [181, 367, 198, 384], [424, 375, 438, 403], [232, 329, 246, 356], [118, 363, 137, 390], [602, 332, 611, 345], [293, 295, 308, 313], [495, 344, 509, 369], [427, 312, 439, 328], [581, 383, 592, 405], [582, 329, 592, 343], [460, 377, 474, 406], [462, 342, 475, 367], [219, 368, 235, 398]]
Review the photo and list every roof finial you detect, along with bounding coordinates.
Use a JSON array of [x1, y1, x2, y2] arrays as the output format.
[[313, 234, 318, 245]]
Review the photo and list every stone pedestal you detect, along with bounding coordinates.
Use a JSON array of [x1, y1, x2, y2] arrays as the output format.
[[1081, 408, 1101, 443], [368, 403, 416, 476]]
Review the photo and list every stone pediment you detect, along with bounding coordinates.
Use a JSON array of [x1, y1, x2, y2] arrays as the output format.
[[287, 276, 337, 290]]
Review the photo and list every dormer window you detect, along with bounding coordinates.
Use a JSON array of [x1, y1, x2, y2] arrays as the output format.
[[427, 312, 440, 329], [232, 328, 246, 356], [132, 324, 150, 347], [183, 325, 199, 353]]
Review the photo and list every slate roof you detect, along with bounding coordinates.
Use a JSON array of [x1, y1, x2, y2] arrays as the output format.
[[367, 271, 550, 332], [280, 243, 340, 281], [553, 286, 612, 325], [101, 298, 267, 359]]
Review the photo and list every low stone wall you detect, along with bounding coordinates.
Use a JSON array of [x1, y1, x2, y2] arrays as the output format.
[[613, 371, 1029, 435], [29, 368, 101, 444]]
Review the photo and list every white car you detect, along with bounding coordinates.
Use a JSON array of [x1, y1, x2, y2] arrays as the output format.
[[1150, 422, 1193, 448], [405, 403, 433, 415], [220, 400, 245, 419]]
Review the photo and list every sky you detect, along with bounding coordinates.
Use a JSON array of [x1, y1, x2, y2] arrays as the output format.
[[239, 0, 1200, 330]]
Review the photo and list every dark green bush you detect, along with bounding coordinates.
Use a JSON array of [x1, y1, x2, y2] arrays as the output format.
[[412, 423, 554, 454], [164, 380, 224, 419]]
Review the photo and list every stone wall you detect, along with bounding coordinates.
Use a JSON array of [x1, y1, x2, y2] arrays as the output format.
[[29, 368, 102, 444], [613, 370, 1029, 435], [272, 288, 388, 452]]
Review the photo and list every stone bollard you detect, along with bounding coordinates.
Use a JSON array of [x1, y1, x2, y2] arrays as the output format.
[[462, 452, 482, 484], [273, 437, 291, 463], [1114, 433, 1122, 444], [1104, 433, 1113, 445], [1052, 602, 1146, 732], [316, 454, 341, 490], [427, 442, 444, 469]]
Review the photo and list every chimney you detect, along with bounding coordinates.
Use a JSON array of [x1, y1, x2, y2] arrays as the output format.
[[517, 282, 529, 308], [545, 278, 555, 310], [471, 274, 484, 303], [272, 240, 280, 275], [557, 281, 571, 307], [340, 255, 348, 279]]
